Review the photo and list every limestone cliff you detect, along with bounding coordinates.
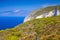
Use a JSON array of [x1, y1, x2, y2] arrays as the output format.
[[24, 6, 60, 22]]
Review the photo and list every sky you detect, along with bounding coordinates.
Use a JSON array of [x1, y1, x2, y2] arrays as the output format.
[[0, 0, 60, 17]]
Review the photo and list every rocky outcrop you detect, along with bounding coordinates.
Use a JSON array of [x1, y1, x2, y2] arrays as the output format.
[[36, 10, 60, 19], [24, 6, 60, 22]]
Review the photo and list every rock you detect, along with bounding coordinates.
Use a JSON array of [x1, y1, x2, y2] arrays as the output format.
[[24, 6, 60, 22]]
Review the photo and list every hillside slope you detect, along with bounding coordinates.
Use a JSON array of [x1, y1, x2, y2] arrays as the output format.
[[0, 15, 60, 40], [24, 6, 60, 22]]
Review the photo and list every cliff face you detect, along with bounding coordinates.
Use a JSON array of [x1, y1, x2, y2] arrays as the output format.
[[24, 6, 60, 22]]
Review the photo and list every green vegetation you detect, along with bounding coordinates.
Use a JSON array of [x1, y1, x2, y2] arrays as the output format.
[[0, 15, 60, 40]]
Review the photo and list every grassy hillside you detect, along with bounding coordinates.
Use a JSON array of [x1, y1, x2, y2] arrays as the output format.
[[0, 15, 60, 40]]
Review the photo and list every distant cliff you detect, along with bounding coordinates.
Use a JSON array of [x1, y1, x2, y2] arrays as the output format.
[[24, 6, 60, 22]]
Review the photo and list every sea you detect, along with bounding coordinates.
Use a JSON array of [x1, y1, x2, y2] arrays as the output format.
[[0, 16, 25, 30]]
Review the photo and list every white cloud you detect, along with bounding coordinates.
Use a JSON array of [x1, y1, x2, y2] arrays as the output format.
[[0, 9, 31, 17], [13, 9, 20, 13]]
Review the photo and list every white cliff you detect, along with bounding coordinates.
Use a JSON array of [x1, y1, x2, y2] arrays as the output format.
[[36, 10, 60, 19], [24, 6, 60, 22]]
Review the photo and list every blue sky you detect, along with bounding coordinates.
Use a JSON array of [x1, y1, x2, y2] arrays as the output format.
[[0, 0, 60, 17]]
